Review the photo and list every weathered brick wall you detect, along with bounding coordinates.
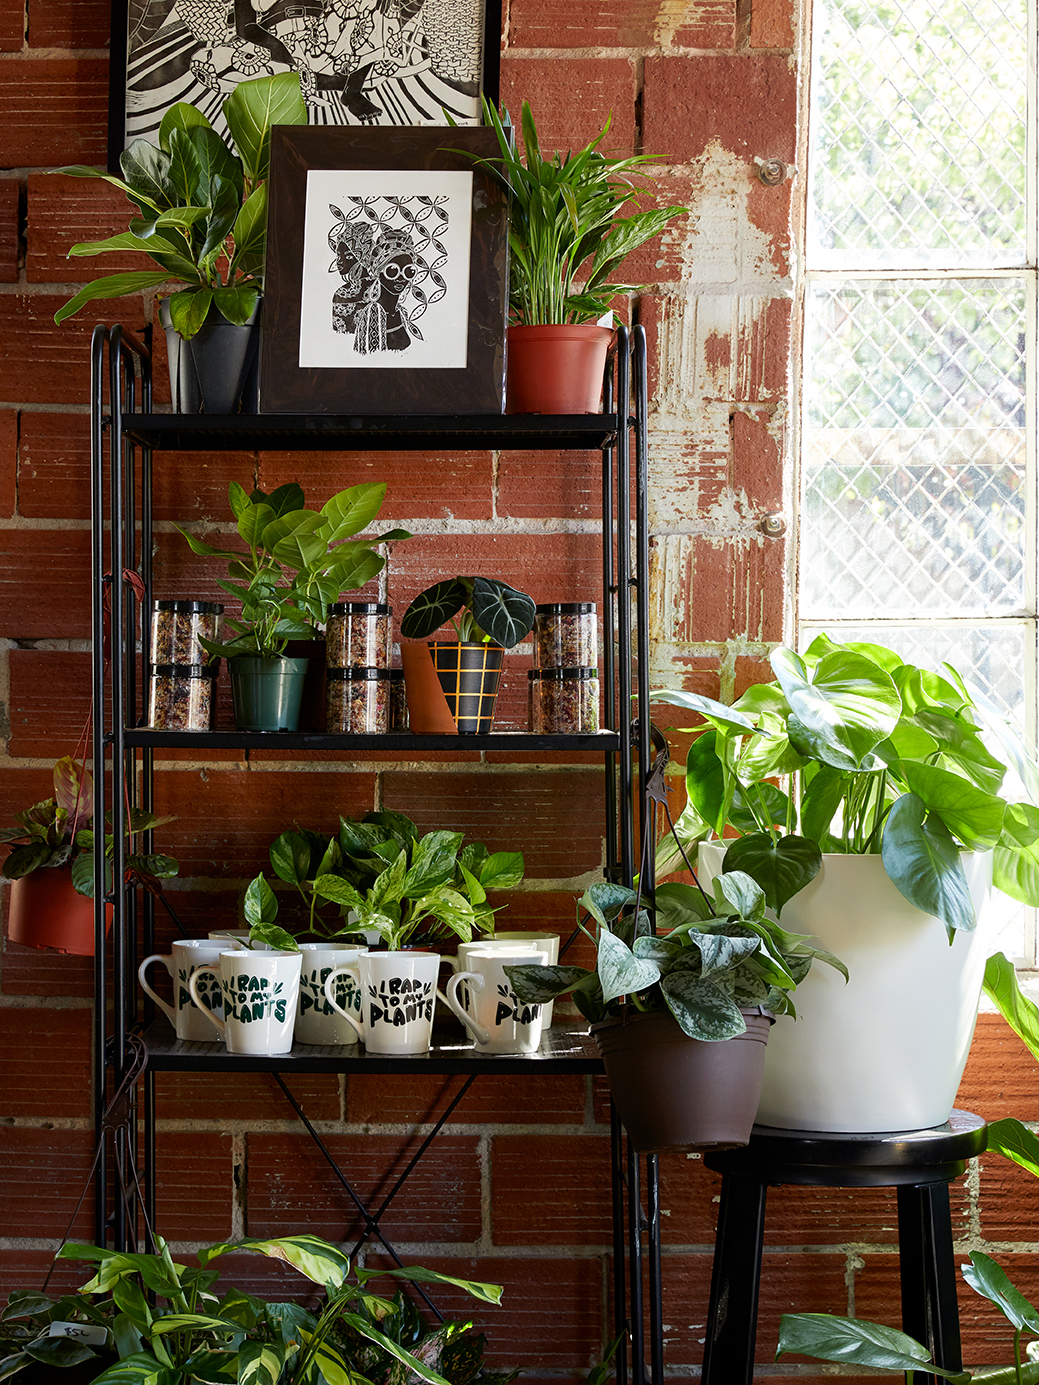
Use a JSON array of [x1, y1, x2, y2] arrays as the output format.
[[0, 0, 1034, 1379]]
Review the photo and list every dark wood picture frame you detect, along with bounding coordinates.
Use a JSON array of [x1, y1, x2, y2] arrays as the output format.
[[108, 0, 502, 172], [259, 125, 508, 415]]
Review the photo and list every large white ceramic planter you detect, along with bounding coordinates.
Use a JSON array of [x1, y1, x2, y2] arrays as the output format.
[[698, 843, 991, 1133]]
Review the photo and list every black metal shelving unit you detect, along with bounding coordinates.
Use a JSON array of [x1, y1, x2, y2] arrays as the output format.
[[89, 322, 660, 1383]]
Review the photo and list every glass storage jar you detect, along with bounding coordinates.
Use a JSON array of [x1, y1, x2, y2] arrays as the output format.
[[150, 600, 223, 666], [528, 666, 600, 734], [148, 663, 218, 731], [326, 602, 391, 669], [388, 668, 408, 731], [533, 602, 597, 669], [326, 667, 390, 733]]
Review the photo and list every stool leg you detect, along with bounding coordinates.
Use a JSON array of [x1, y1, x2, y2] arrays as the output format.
[[702, 1174, 767, 1385], [897, 1182, 962, 1385]]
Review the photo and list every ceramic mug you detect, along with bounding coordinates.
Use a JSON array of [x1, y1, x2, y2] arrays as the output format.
[[445, 947, 548, 1054], [323, 951, 450, 1055], [138, 938, 228, 1042], [189, 949, 302, 1055], [450, 932, 560, 1027], [295, 942, 367, 1046]]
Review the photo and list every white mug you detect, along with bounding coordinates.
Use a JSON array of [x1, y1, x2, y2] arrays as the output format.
[[446, 948, 548, 1054], [138, 939, 228, 1042], [189, 949, 302, 1055], [323, 951, 449, 1056], [451, 932, 560, 1027], [296, 942, 367, 1046]]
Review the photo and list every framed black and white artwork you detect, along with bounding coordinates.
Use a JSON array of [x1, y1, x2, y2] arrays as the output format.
[[108, 0, 502, 168], [259, 125, 508, 413]]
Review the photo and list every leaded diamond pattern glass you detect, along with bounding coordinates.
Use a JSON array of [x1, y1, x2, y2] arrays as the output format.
[[801, 278, 1027, 619], [809, 0, 1027, 267]]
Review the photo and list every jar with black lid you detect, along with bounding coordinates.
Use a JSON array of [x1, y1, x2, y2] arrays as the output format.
[[533, 603, 597, 669], [148, 663, 219, 731], [326, 666, 390, 733], [150, 600, 223, 666], [528, 666, 600, 734], [326, 602, 391, 669]]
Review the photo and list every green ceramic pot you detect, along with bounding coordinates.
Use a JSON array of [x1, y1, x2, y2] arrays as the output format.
[[229, 656, 308, 732]]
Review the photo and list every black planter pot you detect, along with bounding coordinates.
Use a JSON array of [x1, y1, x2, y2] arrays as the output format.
[[161, 298, 260, 415], [429, 641, 505, 734]]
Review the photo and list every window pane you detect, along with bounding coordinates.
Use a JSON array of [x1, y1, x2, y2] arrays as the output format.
[[800, 278, 1027, 619], [808, 0, 1028, 268]]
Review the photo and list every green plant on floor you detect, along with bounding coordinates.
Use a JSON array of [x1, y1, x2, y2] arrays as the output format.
[[54, 72, 307, 338], [176, 480, 408, 661], [461, 98, 688, 325], [400, 576, 536, 649], [245, 811, 525, 953], [0, 754, 177, 899], [651, 633, 1039, 937], [54, 1232, 503, 1385], [504, 873, 845, 1042]]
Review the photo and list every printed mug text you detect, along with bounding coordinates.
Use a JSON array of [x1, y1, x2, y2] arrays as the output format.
[[368, 976, 433, 1028]]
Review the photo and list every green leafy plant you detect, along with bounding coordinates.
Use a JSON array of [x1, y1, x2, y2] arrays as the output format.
[[0, 755, 177, 899], [0, 1285, 118, 1377], [504, 873, 844, 1042], [54, 1232, 503, 1385], [651, 633, 1039, 937], [466, 98, 687, 325], [244, 811, 525, 953], [53, 72, 307, 338], [176, 480, 408, 660], [400, 576, 536, 648]]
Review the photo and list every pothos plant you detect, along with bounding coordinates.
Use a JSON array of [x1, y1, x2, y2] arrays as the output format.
[[176, 481, 409, 660], [54, 72, 307, 339], [0, 755, 177, 899], [400, 576, 536, 649], [504, 873, 845, 1043], [651, 633, 1039, 939], [244, 811, 525, 953]]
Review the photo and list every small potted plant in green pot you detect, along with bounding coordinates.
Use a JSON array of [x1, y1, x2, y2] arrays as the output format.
[[1, 755, 177, 956], [504, 873, 844, 1152], [472, 99, 687, 414], [53, 72, 307, 414], [650, 632, 1039, 1134], [177, 479, 408, 732], [399, 575, 536, 733]]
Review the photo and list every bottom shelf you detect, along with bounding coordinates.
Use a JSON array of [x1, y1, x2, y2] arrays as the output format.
[[139, 1015, 603, 1074]]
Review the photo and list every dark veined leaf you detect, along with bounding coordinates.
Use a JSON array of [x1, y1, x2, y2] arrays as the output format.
[[24, 1336, 98, 1367], [400, 578, 470, 639], [722, 833, 822, 914], [468, 577, 536, 648], [881, 792, 975, 937]]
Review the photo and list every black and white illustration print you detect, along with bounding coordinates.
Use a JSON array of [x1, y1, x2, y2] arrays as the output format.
[[123, 0, 486, 145], [298, 168, 472, 369]]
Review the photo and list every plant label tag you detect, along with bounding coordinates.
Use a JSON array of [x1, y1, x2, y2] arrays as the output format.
[[48, 1322, 108, 1346]]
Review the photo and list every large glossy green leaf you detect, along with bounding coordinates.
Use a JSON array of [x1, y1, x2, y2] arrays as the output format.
[[223, 71, 307, 186], [319, 482, 387, 540], [597, 928, 661, 1003], [912, 709, 1007, 793], [648, 688, 760, 737], [243, 873, 278, 929], [230, 182, 267, 278], [963, 1252, 1039, 1333], [711, 868, 766, 921], [772, 646, 902, 771], [400, 578, 470, 639], [661, 971, 747, 1040], [201, 1234, 350, 1291], [265, 513, 327, 571], [994, 804, 1039, 907], [798, 762, 852, 847], [476, 849, 524, 889], [653, 881, 712, 930], [982, 951, 1039, 1064], [119, 140, 176, 211], [722, 833, 821, 914], [167, 286, 212, 338], [987, 1116, 1039, 1179], [53, 271, 173, 325], [269, 831, 311, 885], [82, 1349, 172, 1383], [900, 760, 1005, 850], [469, 577, 536, 648], [684, 729, 725, 837], [158, 99, 212, 151], [776, 1312, 969, 1380], [880, 792, 974, 936]]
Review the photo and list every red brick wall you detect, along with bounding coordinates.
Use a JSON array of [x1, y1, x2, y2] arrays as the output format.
[[0, 1, 1033, 1380]]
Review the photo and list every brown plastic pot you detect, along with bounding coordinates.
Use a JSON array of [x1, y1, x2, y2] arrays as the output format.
[[505, 324, 614, 414], [591, 1007, 774, 1154], [7, 865, 112, 956]]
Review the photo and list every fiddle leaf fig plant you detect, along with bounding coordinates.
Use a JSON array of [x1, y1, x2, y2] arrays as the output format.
[[53, 72, 308, 338], [651, 633, 1039, 938], [400, 576, 536, 648], [504, 873, 845, 1042], [176, 480, 409, 659]]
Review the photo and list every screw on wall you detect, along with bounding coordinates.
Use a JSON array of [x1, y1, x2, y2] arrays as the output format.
[[759, 513, 787, 537], [753, 156, 795, 186]]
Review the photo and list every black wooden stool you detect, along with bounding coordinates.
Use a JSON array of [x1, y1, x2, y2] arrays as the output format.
[[701, 1111, 986, 1385]]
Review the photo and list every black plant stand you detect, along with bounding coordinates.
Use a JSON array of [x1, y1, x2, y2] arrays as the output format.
[[700, 1111, 987, 1385]]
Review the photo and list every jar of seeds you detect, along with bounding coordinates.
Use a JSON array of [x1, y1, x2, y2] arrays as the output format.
[[533, 603, 597, 669], [326, 667, 390, 733], [326, 602, 390, 669], [150, 600, 223, 666], [148, 663, 218, 731], [528, 667, 600, 734], [388, 668, 408, 731]]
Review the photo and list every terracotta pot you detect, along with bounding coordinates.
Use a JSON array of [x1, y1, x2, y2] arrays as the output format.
[[592, 1007, 774, 1154], [7, 865, 112, 956], [400, 642, 459, 735], [505, 324, 614, 415]]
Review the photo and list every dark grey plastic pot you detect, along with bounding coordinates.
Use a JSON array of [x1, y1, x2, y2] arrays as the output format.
[[160, 298, 260, 415]]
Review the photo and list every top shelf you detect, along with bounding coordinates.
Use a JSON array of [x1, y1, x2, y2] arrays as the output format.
[[118, 412, 625, 453]]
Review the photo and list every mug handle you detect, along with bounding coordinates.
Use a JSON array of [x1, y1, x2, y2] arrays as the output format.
[[322, 965, 365, 1041], [445, 971, 490, 1046], [188, 967, 225, 1039], [138, 954, 177, 1027]]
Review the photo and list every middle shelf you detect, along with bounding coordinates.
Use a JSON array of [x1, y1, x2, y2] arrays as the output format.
[[121, 729, 622, 751]]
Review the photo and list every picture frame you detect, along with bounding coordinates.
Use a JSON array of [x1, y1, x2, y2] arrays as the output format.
[[258, 125, 509, 415], [108, 0, 502, 171]]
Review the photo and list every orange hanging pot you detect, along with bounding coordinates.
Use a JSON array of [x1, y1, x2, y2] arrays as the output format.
[[7, 865, 113, 956], [505, 324, 615, 415]]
